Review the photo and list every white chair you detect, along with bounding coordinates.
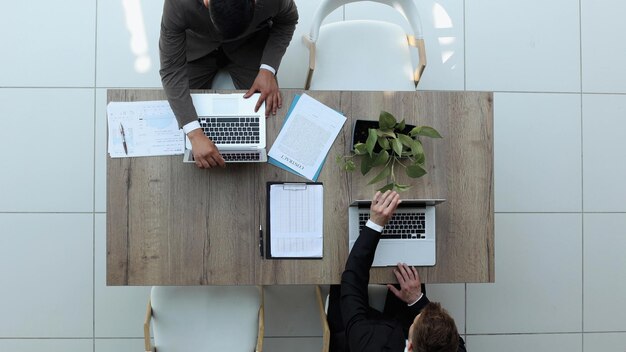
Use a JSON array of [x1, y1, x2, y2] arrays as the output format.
[[212, 69, 236, 89], [315, 285, 331, 352], [303, 0, 427, 91], [144, 286, 264, 352]]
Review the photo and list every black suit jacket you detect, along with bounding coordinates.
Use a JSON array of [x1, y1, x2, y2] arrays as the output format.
[[340, 226, 466, 352]]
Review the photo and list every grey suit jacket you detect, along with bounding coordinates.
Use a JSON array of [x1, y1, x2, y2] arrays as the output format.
[[159, 0, 298, 126]]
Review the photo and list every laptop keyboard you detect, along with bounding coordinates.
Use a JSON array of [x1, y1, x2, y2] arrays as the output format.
[[359, 212, 427, 239], [189, 151, 261, 163], [222, 152, 261, 162], [198, 116, 260, 144]]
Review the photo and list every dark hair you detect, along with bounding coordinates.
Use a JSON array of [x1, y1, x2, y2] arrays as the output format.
[[412, 302, 459, 352], [209, 0, 255, 39]]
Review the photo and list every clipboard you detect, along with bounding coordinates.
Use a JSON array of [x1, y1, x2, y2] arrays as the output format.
[[265, 182, 324, 259]]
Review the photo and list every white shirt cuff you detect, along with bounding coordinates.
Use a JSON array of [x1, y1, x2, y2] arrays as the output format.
[[365, 219, 384, 233], [260, 64, 276, 75], [182, 120, 201, 135], [407, 293, 424, 306]]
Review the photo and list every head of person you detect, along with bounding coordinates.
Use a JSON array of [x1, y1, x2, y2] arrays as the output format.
[[208, 0, 256, 39], [408, 302, 459, 352]]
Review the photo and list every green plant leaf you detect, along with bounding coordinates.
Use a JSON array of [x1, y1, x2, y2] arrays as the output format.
[[391, 138, 403, 156], [411, 139, 424, 157], [409, 126, 443, 138], [345, 159, 356, 172], [414, 151, 425, 164], [379, 111, 397, 130], [354, 142, 367, 155], [366, 128, 377, 156], [335, 154, 343, 163], [398, 134, 414, 148], [377, 136, 390, 150], [411, 139, 426, 164], [367, 165, 391, 185], [378, 182, 395, 192], [376, 130, 396, 138], [393, 183, 412, 192], [406, 139, 424, 163], [396, 119, 406, 131], [360, 154, 374, 175], [372, 150, 389, 167], [406, 163, 427, 178]]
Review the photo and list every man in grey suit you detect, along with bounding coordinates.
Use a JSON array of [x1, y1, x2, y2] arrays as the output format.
[[159, 0, 298, 168]]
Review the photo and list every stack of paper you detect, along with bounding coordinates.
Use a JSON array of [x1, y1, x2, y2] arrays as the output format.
[[107, 100, 184, 158], [268, 94, 346, 181]]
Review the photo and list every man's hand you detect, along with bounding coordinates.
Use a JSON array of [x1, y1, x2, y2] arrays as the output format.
[[369, 190, 401, 227], [187, 129, 225, 169], [387, 263, 423, 305], [244, 69, 282, 117]]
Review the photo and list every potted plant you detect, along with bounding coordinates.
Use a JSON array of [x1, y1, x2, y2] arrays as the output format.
[[337, 111, 442, 192]]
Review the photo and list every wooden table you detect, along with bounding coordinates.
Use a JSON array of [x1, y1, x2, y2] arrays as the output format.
[[107, 89, 494, 285]]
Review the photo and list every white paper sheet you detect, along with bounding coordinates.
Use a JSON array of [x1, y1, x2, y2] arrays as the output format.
[[269, 183, 323, 258], [268, 94, 346, 180], [107, 100, 184, 157]]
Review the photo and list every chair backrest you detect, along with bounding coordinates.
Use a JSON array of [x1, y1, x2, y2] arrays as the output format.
[[150, 286, 260, 352], [212, 69, 236, 89], [367, 284, 389, 312], [303, 0, 427, 90], [323, 284, 391, 314], [307, 0, 424, 44], [309, 20, 416, 91]]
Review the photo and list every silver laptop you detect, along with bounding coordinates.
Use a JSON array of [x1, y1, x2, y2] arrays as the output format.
[[348, 199, 445, 266], [183, 93, 267, 163]]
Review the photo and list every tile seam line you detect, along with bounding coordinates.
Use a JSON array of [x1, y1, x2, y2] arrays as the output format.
[[93, 0, 99, 349]]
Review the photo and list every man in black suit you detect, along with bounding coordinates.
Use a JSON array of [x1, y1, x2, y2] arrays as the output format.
[[333, 190, 466, 352]]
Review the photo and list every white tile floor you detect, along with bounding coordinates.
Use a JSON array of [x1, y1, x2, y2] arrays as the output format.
[[0, 1, 96, 87], [582, 94, 626, 212], [581, 0, 626, 93], [494, 92, 582, 213], [467, 214, 582, 334], [465, 0, 580, 92], [583, 214, 626, 332], [1, 0, 625, 351]]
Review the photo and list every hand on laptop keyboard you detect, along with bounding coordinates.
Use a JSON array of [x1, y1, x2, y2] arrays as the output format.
[[187, 130, 226, 169], [370, 191, 402, 227]]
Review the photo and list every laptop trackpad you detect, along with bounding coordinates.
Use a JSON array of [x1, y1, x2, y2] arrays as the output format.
[[213, 97, 238, 114], [372, 240, 435, 267]]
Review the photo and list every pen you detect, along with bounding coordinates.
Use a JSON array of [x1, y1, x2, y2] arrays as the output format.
[[119, 123, 128, 155], [259, 224, 264, 258]]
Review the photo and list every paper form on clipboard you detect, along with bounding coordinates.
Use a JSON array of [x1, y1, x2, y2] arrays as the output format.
[[266, 182, 323, 259]]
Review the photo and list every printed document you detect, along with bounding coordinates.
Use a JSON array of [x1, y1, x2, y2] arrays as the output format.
[[268, 94, 346, 180], [268, 183, 323, 258], [107, 100, 184, 157]]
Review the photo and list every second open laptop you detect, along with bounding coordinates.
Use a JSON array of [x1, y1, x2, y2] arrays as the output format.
[[348, 199, 445, 266], [183, 93, 267, 163]]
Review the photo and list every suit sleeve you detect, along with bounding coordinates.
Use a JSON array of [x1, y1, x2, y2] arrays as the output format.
[[159, 0, 198, 127], [395, 293, 430, 331], [260, 0, 298, 71], [458, 336, 467, 352], [340, 226, 383, 351]]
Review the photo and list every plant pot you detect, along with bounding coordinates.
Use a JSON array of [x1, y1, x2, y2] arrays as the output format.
[[351, 119, 416, 153]]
